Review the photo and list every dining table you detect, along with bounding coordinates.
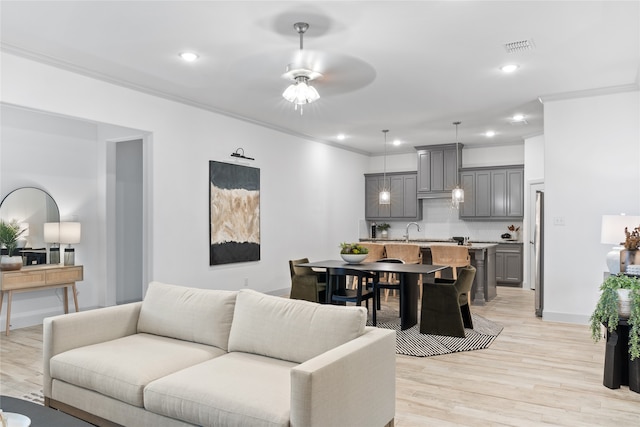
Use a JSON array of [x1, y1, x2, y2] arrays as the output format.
[[297, 260, 445, 330]]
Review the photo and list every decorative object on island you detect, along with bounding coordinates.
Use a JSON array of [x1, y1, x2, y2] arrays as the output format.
[[281, 22, 321, 114], [0, 219, 25, 271], [590, 274, 640, 360], [379, 130, 391, 205], [209, 161, 260, 265], [339, 242, 369, 264], [376, 222, 391, 238], [44, 222, 61, 264], [59, 222, 81, 266], [601, 214, 640, 274], [501, 224, 520, 241], [451, 121, 464, 209]]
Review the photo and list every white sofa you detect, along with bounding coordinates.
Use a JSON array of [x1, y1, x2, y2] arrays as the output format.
[[43, 282, 396, 427]]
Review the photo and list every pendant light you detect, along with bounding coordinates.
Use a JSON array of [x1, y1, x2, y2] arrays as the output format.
[[451, 121, 464, 209], [379, 129, 391, 205]]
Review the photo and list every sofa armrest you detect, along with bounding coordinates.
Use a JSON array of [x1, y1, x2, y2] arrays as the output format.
[[43, 302, 142, 398], [290, 327, 396, 427]]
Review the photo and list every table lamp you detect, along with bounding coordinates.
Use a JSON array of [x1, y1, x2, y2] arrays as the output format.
[[44, 222, 60, 264], [59, 222, 81, 266], [601, 214, 640, 274]]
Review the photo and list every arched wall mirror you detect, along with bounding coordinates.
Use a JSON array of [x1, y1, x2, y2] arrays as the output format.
[[0, 187, 60, 260]]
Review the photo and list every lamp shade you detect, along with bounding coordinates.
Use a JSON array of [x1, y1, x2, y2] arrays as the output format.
[[59, 222, 81, 244], [44, 222, 60, 243], [601, 215, 640, 244]]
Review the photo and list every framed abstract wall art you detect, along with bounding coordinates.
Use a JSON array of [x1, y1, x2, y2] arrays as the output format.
[[209, 161, 260, 265]]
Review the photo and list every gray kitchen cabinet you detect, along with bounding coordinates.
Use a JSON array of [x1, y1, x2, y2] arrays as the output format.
[[459, 165, 524, 220], [495, 243, 523, 286], [365, 172, 422, 220], [415, 143, 462, 198], [459, 169, 491, 218]]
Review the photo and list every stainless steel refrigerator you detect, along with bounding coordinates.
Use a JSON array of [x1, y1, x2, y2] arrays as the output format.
[[534, 190, 545, 317]]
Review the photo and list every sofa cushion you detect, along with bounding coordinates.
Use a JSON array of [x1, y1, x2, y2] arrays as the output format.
[[145, 352, 294, 427], [228, 289, 367, 363], [50, 333, 225, 407], [137, 281, 237, 350]]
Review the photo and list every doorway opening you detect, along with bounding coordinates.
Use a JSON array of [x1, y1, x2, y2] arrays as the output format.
[[115, 139, 143, 304]]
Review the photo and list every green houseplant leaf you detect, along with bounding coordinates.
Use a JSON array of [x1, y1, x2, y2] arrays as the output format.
[[0, 219, 25, 258], [590, 273, 640, 360]]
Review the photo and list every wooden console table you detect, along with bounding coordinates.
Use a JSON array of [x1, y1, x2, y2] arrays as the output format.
[[0, 264, 83, 335]]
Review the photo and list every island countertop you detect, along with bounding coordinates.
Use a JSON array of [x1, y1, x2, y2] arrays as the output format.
[[359, 238, 497, 304], [359, 239, 499, 250]]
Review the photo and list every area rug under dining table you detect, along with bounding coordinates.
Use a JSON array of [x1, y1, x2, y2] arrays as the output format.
[[368, 309, 503, 357]]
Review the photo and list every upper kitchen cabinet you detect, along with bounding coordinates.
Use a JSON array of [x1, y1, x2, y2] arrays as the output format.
[[364, 172, 422, 221], [459, 165, 524, 220], [415, 143, 462, 199]]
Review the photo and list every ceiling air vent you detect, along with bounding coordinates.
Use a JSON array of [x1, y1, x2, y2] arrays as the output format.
[[503, 39, 535, 53]]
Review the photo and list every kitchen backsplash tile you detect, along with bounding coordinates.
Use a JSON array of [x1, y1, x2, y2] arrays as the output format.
[[360, 198, 523, 242]]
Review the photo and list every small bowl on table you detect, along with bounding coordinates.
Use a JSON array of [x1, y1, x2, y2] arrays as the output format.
[[340, 253, 368, 264]]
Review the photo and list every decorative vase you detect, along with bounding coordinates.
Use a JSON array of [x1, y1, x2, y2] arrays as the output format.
[[0, 255, 23, 271], [618, 288, 632, 318], [380, 230, 388, 238]]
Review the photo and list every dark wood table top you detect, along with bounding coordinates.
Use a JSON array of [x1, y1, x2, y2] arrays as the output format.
[[298, 260, 446, 275], [0, 396, 93, 427]]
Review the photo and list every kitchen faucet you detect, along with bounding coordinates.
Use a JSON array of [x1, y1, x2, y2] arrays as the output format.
[[403, 222, 420, 242]]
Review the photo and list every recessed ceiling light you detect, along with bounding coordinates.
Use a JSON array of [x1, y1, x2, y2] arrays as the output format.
[[512, 113, 525, 121], [485, 130, 496, 137], [393, 139, 402, 146], [500, 64, 519, 73], [336, 133, 346, 141], [179, 52, 199, 62]]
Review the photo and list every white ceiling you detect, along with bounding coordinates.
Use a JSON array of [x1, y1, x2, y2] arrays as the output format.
[[1, 1, 638, 155]]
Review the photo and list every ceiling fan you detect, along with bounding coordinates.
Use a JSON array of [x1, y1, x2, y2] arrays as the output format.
[[281, 22, 322, 114]]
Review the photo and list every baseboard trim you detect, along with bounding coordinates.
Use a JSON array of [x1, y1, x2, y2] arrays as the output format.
[[542, 311, 590, 325]]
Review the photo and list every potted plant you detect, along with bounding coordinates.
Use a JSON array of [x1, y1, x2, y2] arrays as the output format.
[[339, 242, 369, 264], [590, 273, 640, 360], [0, 219, 25, 271], [376, 223, 391, 238]]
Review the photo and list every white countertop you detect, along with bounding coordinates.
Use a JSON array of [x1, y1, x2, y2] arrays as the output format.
[[360, 239, 499, 249]]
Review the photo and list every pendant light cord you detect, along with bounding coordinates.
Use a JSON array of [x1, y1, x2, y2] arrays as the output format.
[[382, 129, 389, 185], [453, 121, 461, 187]]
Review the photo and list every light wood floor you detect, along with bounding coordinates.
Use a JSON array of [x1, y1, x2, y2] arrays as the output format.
[[2, 287, 640, 426]]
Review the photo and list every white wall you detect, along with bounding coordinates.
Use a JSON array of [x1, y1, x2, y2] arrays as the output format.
[[0, 53, 368, 329], [543, 90, 640, 323]]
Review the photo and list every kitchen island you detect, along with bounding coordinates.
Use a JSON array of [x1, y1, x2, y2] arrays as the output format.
[[360, 239, 497, 304]]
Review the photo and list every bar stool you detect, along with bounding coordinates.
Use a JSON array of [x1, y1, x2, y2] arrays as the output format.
[[430, 245, 471, 280]]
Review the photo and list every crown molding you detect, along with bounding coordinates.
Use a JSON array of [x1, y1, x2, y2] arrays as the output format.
[[538, 83, 639, 103], [0, 44, 371, 156]]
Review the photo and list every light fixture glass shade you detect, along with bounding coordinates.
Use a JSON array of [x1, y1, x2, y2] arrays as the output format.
[[44, 222, 60, 243], [379, 190, 391, 205], [600, 214, 640, 274], [451, 186, 464, 209], [59, 222, 81, 244], [282, 76, 320, 105]]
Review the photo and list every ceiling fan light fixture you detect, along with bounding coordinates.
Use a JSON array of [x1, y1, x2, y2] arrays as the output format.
[[282, 75, 319, 105], [282, 22, 322, 113]]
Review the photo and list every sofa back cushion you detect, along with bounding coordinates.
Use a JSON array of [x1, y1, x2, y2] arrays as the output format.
[[137, 282, 237, 350], [228, 289, 367, 363]]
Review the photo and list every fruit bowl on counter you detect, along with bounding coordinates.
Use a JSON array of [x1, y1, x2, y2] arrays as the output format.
[[340, 253, 368, 264]]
